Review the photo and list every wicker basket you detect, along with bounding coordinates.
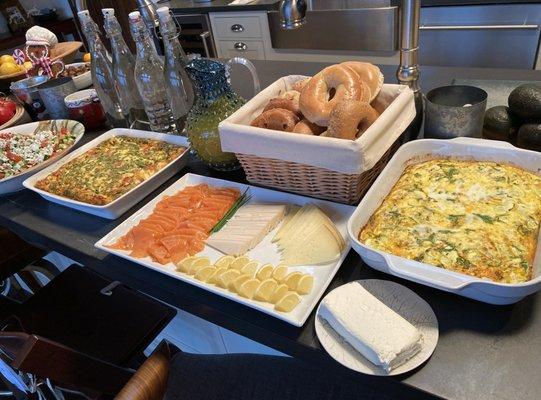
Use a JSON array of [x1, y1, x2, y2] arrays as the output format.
[[237, 136, 402, 204]]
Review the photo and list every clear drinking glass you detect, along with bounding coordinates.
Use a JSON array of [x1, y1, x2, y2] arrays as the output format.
[[77, 10, 125, 128], [157, 6, 194, 134], [102, 8, 147, 127], [129, 11, 178, 135]]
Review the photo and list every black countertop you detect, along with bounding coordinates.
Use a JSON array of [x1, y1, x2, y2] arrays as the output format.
[[2, 61, 541, 400]]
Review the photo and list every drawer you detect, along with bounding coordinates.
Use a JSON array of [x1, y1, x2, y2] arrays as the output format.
[[212, 16, 263, 39], [217, 40, 265, 60]]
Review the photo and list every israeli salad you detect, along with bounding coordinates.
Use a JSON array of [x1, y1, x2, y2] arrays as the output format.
[[0, 127, 76, 180]]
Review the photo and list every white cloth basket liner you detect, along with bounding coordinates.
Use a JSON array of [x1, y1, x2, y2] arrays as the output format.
[[219, 75, 416, 175]]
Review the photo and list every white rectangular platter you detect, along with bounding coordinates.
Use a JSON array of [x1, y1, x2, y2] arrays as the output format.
[[96, 173, 356, 327], [23, 128, 190, 219]]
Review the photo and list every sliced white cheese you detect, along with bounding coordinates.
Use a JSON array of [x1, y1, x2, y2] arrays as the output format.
[[319, 281, 423, 372], [207, 204, 286, 256]]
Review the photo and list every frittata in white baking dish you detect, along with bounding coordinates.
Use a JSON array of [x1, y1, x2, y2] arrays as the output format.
[[359, 159, 541, 283]]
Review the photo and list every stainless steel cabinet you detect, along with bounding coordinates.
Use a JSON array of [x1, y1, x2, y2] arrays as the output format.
[[419, 5, 541, 69]]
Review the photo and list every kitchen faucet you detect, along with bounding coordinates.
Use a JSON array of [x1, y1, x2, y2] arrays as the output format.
[[278, 0, 421, 93]]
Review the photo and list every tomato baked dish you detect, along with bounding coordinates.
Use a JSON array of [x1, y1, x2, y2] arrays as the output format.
[[359, 159, 541, 283], [35, 136, 185, 205]]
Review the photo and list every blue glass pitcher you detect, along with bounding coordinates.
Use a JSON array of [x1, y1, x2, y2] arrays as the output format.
[[186, 57, 260, 171]]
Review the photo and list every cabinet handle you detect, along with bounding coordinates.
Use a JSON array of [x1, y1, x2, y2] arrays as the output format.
[[231, 24, 244, 32], [234, 42, 247, 51], [420, 24, 539, 31], [200, 31, 212, 57]]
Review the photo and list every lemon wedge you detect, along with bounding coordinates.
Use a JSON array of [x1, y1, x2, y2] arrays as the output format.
[[216, 269, 241, 288], [187, 257, 211, 275], [240, 261, 258, 277], [215, 255, 235, 268], [272, 264, 288, 282], [238, 278, 260, 299], [284, 271, 303, 290], [194, 266, 216, 282], [175, 256, 196, 273], [229, 274, 251, 293], [296, 274, 314, 295], [270, 283, 289, 303], [253, 278, 278, 302], [230, 256, 251, 270], [208, 267, 228, 285], [275, 292, 301, 313], [256, 264, 274, 280]]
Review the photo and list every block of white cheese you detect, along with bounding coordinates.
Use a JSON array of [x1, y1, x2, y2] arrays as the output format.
[[319, 282, 422, 372], [207, 204, 286, 256]]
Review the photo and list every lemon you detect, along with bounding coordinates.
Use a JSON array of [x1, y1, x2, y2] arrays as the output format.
[[253, 278, 278, 302], [256, 264, 274, 280], [229, 274, 251, 293], [240, 261, 258, 277], [296, 274, 314, 295], [0, 55, 15, 65], [216, 269, 240, 288], [275, 292, 301, 313], [22, 61, 32, 70], [83, 52, 91, 63], [195, 266, 216, 282], [0, 62, 20, 75], [187, 257, 211, 275], [272, 264, 288, 282], [215, 255, 235, 268], [270, 283, 290, 303], [176, 256, 196, 273], [230, 256, 251, 270], [208, 267, 228, 285], [238, 278, 260, 299], [284, 271, 303, 290]]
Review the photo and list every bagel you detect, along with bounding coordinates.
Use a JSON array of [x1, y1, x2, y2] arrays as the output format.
[[327, 102, 380, 140], [299, 65, 367, 126], [251, 108, 300, 132], [280, 90, 300, 103], [291, 77, 310, 92], [293, 119, 326, 135], [340, 61, 384, 103], [263, 97, 301, 117]]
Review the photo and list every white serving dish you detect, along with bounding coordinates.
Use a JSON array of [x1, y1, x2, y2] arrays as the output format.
[[64, 62, 91, 90], [96, 173, 356, 326], [348, 137, 541, 305], [23, 128, 190, 219], [0, 120, 84, 195]]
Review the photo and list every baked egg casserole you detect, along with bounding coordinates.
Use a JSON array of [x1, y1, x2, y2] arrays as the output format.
[[359, 159, 541, 283], [35, 136, 185, 205]]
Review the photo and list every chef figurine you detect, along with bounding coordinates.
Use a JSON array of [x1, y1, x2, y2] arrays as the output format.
[[24, 26, 64, 78]]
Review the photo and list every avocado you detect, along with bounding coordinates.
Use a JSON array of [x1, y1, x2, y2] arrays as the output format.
[[517, 123, 541, 151], [508, 84, 541, 120], [483, 106, 518, 142]]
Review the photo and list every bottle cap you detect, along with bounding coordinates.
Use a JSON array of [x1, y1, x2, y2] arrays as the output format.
[[102, 8, 115, 18], [156, 6, 170, 22], [128, 11, 141, 22]]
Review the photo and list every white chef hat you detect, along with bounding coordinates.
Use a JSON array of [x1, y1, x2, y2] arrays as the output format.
[[25, 26, 58, 47]]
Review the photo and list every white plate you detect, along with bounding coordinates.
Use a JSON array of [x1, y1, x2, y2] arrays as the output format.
[[0, 120, 84, 195], [95, 173, 356, 327], [347, 137, 541, 305], [315, 279, 439, 376], [23, 128, 190, 219]]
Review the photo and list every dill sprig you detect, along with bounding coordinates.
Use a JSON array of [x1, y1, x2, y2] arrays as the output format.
[[210, 188, 252, 234]]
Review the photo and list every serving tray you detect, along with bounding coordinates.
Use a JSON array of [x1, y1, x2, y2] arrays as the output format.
[[96, 173, 356, 327], [23, 128, 190, 219]]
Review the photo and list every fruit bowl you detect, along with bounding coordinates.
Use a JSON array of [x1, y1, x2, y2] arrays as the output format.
[[0, 101, 31, 130]]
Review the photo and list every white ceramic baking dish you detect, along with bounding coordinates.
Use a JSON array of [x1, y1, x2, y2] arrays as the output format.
[[23, 128, 190, 219], [347, 137, 541, 305]]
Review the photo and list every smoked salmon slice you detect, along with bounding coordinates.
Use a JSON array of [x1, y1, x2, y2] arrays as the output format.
[[107, 184, 240, 265]]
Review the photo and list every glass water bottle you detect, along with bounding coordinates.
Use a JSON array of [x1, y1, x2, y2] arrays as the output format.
[[77, 10, 125, 127], [129, 11, 179, 134], [156, 6, 194, 134], [102, 8, 147, 127]]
